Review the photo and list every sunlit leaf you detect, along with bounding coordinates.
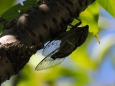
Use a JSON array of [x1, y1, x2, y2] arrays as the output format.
[[16, 65, 40, 86], [97, 0, 115, 18], [79, 2, 99, 35], [44, 66, 89, 86], [71, 50, 97, 69], [95, 34, 100, 44], [0, 0, 15, 15]]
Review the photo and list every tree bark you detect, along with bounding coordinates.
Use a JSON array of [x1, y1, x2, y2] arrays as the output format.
[[0, 0, 95, 84]]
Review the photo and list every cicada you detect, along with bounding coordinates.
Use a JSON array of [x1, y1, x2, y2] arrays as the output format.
[[35, 23, 88, 71]]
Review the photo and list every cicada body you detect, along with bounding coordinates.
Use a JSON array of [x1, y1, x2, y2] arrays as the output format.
[[36, 23, 88, 71]]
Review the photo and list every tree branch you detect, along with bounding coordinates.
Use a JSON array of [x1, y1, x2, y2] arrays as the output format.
[[0, 0, 95, 84]]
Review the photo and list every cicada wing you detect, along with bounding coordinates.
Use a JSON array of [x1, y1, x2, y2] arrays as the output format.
[[42, 40, 61, 56], [35, 40, 65, 71], [35, 48, 65, 71]]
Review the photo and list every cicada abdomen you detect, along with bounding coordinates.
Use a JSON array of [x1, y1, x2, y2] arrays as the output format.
[[16, 0, 95, 46]]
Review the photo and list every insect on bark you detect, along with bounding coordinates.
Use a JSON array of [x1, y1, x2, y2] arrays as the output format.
[[0, 0, 95, 84], [15, 0, 94, 70], [35, 22, 89, 71]]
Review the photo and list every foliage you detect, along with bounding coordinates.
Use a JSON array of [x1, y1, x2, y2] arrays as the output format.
[[79, 2, 99, 35], [1, 0, 37, 20], [0, 0, 115, 86], [0, 0, 15, 15], [97, 0, 115, 17]]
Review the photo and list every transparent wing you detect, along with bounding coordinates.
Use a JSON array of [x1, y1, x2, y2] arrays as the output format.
[[35, 40, 65, 71], [35, 52, 65, 71], [42, 40, 61, 56]]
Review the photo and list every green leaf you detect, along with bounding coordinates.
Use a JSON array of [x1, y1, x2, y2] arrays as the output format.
[[79, 2, 99, 35], [97, 0, 115, 18], [0, 0, 15, 15], [16, 65, 40, 86], [2, 0, 37, 20], [71, 48, 97, 69]]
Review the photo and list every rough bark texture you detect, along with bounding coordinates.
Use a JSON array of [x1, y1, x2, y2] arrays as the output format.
[[0, 0, 95, 84]]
